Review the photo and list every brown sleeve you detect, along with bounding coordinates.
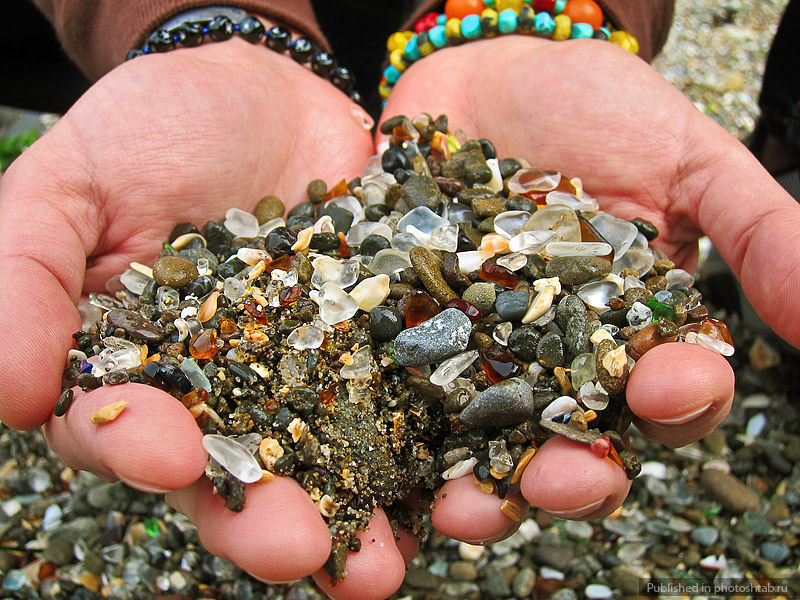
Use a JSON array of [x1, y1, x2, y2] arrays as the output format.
[[30, 0, 329, 81], [403, 0, 674, 62]]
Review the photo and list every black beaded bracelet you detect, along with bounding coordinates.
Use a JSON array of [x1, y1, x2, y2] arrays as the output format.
[[127, 10, 360, 103]]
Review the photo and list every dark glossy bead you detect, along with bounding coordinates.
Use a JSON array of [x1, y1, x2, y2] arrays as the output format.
[[208, 16, 235, 41], [238, 16, 264, 42], [184, 275, 215, 298], [289, 37, 315, 63], [126, 49, 145, 60], [382, 147, 411, 173], [311, 51, 336, 78], [265, 26, 291, 52], [173, 22, 205, 46], [168, 222, 200, 240], [417, 142, 431, 158], [369, 306, 404, 342], [54, 389, 74, 417], [479, 138, 497, 160], [147, 29, 175, 53], [592, 28, 609, 41], [498, 158, 522, 179], [331, 66, 355, 91], [265, 226, 297, 258], [348, 89, 362, 104], [473, 462, 492, 482]]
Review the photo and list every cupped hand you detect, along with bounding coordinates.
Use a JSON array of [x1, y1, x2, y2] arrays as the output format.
[[0, 37, 413, 598], [380, 35, 797, 540]]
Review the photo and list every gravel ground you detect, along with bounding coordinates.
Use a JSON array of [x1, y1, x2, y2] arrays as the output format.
[[1, 1, 797, 599]]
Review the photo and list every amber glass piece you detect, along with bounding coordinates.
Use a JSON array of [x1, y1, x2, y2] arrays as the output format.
[[444, 298, 482, 322], [577, 215, 614, 261], [337, 232, 350, 258], [279, 286, 303, 306], [479, 347, 521, 383], [325, 178, 349, 201], [319, 383, 338, 411], [243, 300, 269, 324], [480, 261, 519, 289], [264, 254, 293, 273], [218, 316, 237, 335], [404, 289, 442, 327], [189, 328, 221, 360], [181, 387, 209, 408], [197, 291, 220, 322], [699, 318, 733, 345], [430, 131, 451, 159]]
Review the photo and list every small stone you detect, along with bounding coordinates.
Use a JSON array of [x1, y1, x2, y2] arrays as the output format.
[[307, 179, 327, 204], [107, 309, 164, 342], [459, 378, 534, 428], [631, 217, 659, 240], [449, 561, 478, 582], [495, 290, 530, 321], [511, 567, 536, 597], [545, 255, 611, 286], [691, 526, 719, 546], [508, 326, 542, 362], [401, 174, 445, 213], [393, 308, 472, 367], [537, 332, 565, 368], [760, 541, 790, 564], [471, 196, 506, 217], [253, 195, 285, 223], [462, 282, 496, 315], [310, 232, 342, 251], [265, 226, 298, 257], [152, 256, 199, 288], [360, 234, 391, 256], [319, 203, 354, 234], [54, 388, 73, 417], [700, 469, 760, 513], [409, 246, 459, 304]]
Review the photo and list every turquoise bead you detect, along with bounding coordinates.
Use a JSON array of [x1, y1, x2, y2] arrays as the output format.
[[484, 0, 496, 6], [384, 65, 402, 83], [429, 24, 448, 48], [598, 26, 611, 37], [436, 13, 448, 25], [497, 9, 518, 33], [570, 23, 594, 39], [404, 35, 422, 61], [534, 12, 555, 35], [554, 0, 567, 13], [461, 14, 482, 39]]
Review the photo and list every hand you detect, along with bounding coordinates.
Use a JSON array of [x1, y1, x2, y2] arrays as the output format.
[[0, 37, 415, 597], [380, 34, 797, 540]]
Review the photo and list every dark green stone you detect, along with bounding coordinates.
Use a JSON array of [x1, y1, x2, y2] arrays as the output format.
[[203, 220, 235, 254], [369, 306, 403, 342], [359, 234, 391, 256], [319, 203, 354, 234], [287, 201, 316, 219], [631, 217, 659, 241], [508, 326, 541, 362], [401, 174, 444, 214], [309, 232, 341, 251], [498, 158, 522, 179], [536, 332, 565, 368], [545, 256, 612, 286]]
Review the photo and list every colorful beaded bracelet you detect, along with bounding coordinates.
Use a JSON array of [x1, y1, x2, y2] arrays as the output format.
[[127, 6, 360, 103], [379, 0, 638, 101]]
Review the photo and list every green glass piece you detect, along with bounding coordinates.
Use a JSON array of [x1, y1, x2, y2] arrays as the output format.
[[703, 505, 721, 518], [144, 517, 160, 537], [645, 297, 674, 322]]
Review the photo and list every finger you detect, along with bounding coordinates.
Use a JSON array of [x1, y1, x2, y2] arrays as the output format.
[[626, 343, 734, 447], [312, 508, 408, 600], [431, 475, 528, 544], [166, 476, 330, 583], [42, 383, 206, 492], [395, 524, 421, 566], [521, 436, 630, 520]]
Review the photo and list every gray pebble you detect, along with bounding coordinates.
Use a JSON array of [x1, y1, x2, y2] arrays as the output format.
[[495, 290, 529, 321], [760, 541, 790, 564], [690, 526, 719, 546], [393, 308, 471, 367], [537, 331, 565, 368], [462, 282, 496, 315], [511, 567, 536, 597], [401, 174, 444, 213], [460, 378, 535, 429], [545, 255, 612, 286]]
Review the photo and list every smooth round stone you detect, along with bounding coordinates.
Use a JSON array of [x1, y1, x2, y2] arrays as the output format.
[[760, 541, 790, 564], [691, 526, 719, 546], [393, 308, 472, 367], [369, 306, 403, 342], [360, 234, 391, 256], [585, 584, 613, 600], [287, 201, 316, 219], [537, 331, 565, 368], [402, 174, 444, 213], [253, 195, 285, 223], [507, 325, 541, 362], [545, 255, 612, 286], [310, 232, 341, 251], [364, 204, 391, 221], [495, 290, 529, 321], [203, 220, 235, 254], [107, 309, 164, 342], [471, 196, 506, 218], [462, 282, 496, 315], [459, 377, 535, 428], [319, 203, 354, 234], [152, 256, 198, 288], [511, 567, 536, 598], [265, 226, 297, 257], [184, 275, 215, 298], [700, 469, 760, 513]]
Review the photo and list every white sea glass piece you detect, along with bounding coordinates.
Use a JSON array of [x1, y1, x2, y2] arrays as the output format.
[[391, 231, 425, 251], [237, 247, 271, 266], [224, 208, 260, 238], [346, 221, 392, 247], [626, 301, 653, 330], [257, 217, 285, 237], [314, 215, 335, 234], [496, 252, 527, 271], [367, 249, 412, 275], [202, 434, 263, 483], [521, 205, 580, 242], [429, 224, 459, 252], [456, 250, 494, 273], [223, 277, 246, 301], [508, 230, 556, 253], [430, 350, 479, 387], [546, 241, 613, 257], [576, 280, 620, 313], [666, 268, 695, 287], [318, 282, 359, 325], [546, 191, 598, 212], [494, 210, 532, 239], [541, 396, 580, 421], [398, 206, 449, 235], [624, 275, 646, 291], [612, 246, 655, 276], [493, 322, 513, 346], [349, 274, 390, 312], [570, 354, 596, 390], [287, 324, 324, 350], [485, 158, 504, 193], [311, 256, 360, 289], [441, 457, 478, 481], [180, 358, 212, 392], [120, 269, 152, 295], [156, 286, 180, 311], [590, 213, 638, 258], [340, 345, 372, 380]]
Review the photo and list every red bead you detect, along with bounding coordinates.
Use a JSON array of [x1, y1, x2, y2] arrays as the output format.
[[533, 0, 557, 13], [561, 0, 604, 29], [404, 289, 441, 327], [479, 261, 519, 289], [444, 298, 482, 322], [415, 12, 441, 33], [279, 286, 303, 306], [445, 0, 486, 20], [479, 347, 521, 383]]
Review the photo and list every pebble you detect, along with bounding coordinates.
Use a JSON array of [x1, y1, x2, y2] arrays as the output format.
[[409, 246, 458, 304], [511, 567, 536, 597], [760, 541, 790, 564], [507, 325, 541, 362], [393, 308, 472, 367], [495, 290, 530, 321], [319, 203, 353, 234], [471, 196, 506, 218], [449, 561, 478, 581], [401, 174, 445, 213], [459, 378, 535, 429], [152, 256, 198, 288], [462, 282, 496, 315], [306, 179, 327, 204], [536, 332, 565, 368], [360, 233, 391, 256], [700, 469, 760, 513], [253, 195, 285, 223], [107, 309, 164, 342], [545, 256, 612, 286], [690, 526, 719, 546]]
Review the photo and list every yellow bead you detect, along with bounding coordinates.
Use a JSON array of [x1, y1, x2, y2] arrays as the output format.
[[481, 8, 499, 36], [553, 13, 571, 40], [496, 0, 524, 11], [445, 17, 463, 40], [387, 31, 414, 52], [389, 49, 407, 71], [379, 82, 393, 99], [419, 39, 436, 56], [609, 30, 639, 54]]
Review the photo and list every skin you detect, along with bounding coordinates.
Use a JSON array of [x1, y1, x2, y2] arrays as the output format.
[[0, 32, 795, 600]]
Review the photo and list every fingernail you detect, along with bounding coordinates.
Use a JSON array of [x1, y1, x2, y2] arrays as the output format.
[[117, 474, 170, 494], [250, 574, 297, 585], [546, 497, 606, 519], [648, 401, 713, 425]]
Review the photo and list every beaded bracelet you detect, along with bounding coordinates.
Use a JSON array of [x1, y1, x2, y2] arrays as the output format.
[[127, 6, 360, 103], [379, 0, 639, 101]]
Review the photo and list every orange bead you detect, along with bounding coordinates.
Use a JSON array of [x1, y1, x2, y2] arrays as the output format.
[[445, 0, 486, 20], [561, 0, 603, 29]]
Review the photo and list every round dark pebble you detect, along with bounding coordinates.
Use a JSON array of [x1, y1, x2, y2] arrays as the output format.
[[184, 275, 215, 298], [217, 257, 247, 279], [401, 174, 444, 213], [54, 388, 74, 417], [168, 222, 199, 240], [379, 115, 406, 134], [506, 195, 537, 212], [286, 215, 315, 231], [495, 290, 530, 321], [545, 255, 612, 286], [382, 147, 411, 173], [103, 370, 130, 385], [459, 377, 535, 429], [369, 306, 403, 342], [319, 203, 354, 234], [498, 157, 523, 179], [631, 217, 659, 240], [536, 331, 565, 368], [307, 179, 327, 204], [310, 232, 342, 251], [203, 220, 235, 254], [359, 234, 391, 256], [265, 226, 297, 258], [287, 201, 316, 219], [478, 138, 497, 160]]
